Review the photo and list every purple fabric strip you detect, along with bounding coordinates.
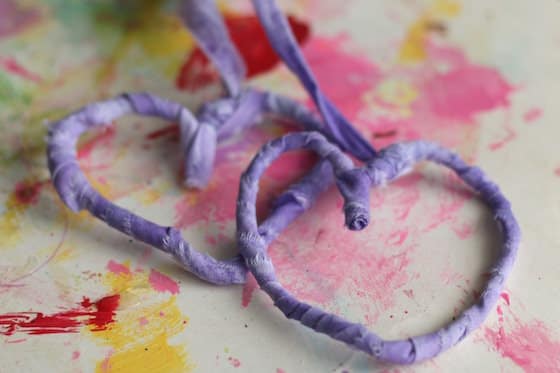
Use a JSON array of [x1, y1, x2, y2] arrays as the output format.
[[46, 93, 336, 285], [236, 131, 520, 364], [250, 0, 377, 161], [180, 0, 246, 96], [178, 0, 373, 188]]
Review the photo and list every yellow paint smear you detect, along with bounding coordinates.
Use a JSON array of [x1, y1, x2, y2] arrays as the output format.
[[97, 333, 189, 373], [92, 267, 191, 372], [0, 209, 20, 248], [138, 188, 162, 205], [398, 0, 461, 63], [96, 1, 194, 85], [376, 79, 419, 107]]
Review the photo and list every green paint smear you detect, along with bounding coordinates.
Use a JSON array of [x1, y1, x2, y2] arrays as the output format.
[[0, 72, 32, 108], [43, 0, 172, 43]]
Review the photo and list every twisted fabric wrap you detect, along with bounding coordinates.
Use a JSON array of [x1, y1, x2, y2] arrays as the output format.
[[236, 131, 521, 364], [47, 0, 377, 285], [46, 92, 354, 284]]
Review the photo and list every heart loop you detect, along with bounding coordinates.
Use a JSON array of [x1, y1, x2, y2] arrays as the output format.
[[236, 131, 521, 364]]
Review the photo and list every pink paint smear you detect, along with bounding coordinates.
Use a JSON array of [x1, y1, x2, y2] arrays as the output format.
[[148, 269, 179, 294], [228, 357, 241, 368], [106, 260, 131, 276], [241, 273, 258, 308], [483, 294, 560, 372], [523, 107, 542, 124], [169, 30, 515, 317]]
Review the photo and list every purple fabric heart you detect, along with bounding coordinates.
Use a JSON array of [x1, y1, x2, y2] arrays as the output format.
[[43, 0, 521, 364], [46, 92, 338, 284], [236, 131, 520, 364]]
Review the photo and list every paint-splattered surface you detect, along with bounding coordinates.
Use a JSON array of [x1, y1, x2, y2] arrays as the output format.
[[1, 0, 559, 372]]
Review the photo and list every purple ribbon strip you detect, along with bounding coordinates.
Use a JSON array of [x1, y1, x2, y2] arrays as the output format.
[[250, 0, 377, 161], [236, 131, 520, 364], [46, 92, 337, 285]]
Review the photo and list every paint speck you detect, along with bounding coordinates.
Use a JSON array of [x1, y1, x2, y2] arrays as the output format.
[[523, 107, 542, 123], [489, 123, 516, 151], [241, 273, 258, 308], [500, 292, 510, 306], [0, 56, 42, 83], [99, 350, 113, 373], [146, 124, 179, 141], [452, 222, 474, 240], [148, 269, 180, 294], [403, 289, 414, 299], [106, 260, 131, 276], [276, 369, 286, 373], [385, 229, 408, 246], [13, 180, 45, 206], [72, 351, 80, 360], [228, 357, 241, 368], [138, 317, 148, 326]]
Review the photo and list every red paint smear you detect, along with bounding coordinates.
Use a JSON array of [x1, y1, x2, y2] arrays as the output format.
[[241, 273, 258, 308], [12, 180, 46, 206], [226, 14, 310, 77], [555, 167, 560, 177], [176, 14, 310, 90], [72, 351, 80, 360], [148, 269, 180, 294], [106, 260, 131, 276], [0, 295, 120, 336], [228, 357, 241, 368], [77, 126, 116, 160], [0, 56, 42, 83], [145, 123, 179, 140], [276, 369, 286, 373], [523, 107, 542, 124]]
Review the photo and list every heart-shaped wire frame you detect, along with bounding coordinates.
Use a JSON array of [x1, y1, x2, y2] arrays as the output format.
[[236, 131, 520, 364], [46, 92, 350, 285]]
